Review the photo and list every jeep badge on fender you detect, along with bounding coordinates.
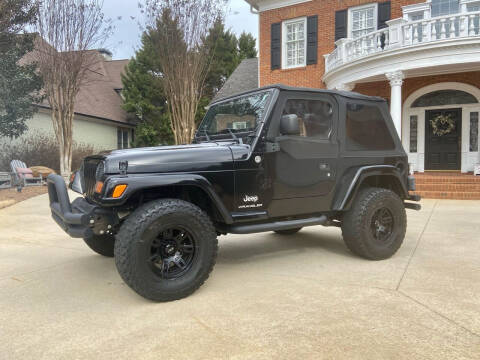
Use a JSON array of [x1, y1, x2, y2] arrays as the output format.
[[47, 85, 420, 302]]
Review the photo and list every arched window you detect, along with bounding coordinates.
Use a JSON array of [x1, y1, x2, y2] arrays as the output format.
[[411, 90, 478, 107]]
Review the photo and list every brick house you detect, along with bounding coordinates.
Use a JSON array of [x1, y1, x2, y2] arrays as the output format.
[[245, 0, 480, 176]]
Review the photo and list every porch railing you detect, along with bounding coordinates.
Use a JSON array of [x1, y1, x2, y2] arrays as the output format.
[[325, 11, 480, 73]]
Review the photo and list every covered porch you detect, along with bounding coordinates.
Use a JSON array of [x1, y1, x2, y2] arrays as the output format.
[[322, 1, 480, 174]]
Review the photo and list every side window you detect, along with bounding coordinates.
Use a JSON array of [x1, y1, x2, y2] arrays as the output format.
[[281, 99, 333, 139], [346, 103, 395, 151]]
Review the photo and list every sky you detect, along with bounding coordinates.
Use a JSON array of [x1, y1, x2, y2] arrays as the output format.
[[102, 0, 259, 60]]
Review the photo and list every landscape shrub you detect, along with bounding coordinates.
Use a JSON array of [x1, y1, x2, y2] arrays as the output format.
[[0, 134, 95, 173]]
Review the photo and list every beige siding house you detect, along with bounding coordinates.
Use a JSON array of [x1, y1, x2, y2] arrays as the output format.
[[1, 49, 133, 151]]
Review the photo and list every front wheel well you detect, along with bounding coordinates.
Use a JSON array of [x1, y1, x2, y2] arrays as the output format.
[[125, 185, 224, 223]]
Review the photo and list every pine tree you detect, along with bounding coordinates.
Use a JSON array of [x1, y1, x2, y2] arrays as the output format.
[[203, 19, 240, 99], [238, 32, 257, 60], [121, 31, 174, 147], [0, 0, 43, 138]]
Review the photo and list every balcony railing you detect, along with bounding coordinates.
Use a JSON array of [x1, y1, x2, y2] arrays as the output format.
[[325, 11, 480, 73]]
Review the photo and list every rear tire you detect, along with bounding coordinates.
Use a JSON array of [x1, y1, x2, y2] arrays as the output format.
[[341, 187, 406, 260], [274, 228, 302, 235], [114, 199, 218, 302], [83, 234, 115, 257]]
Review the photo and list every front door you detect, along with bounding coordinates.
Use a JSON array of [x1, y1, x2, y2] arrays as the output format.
[[425, 108, 462, 170], [264, 93, 339, 217]]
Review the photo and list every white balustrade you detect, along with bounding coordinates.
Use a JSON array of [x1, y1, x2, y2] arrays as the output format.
[[325, 10, 480, 73]]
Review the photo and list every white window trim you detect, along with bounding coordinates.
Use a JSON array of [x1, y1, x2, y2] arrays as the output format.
[[347, 2, 378, 39], [282, 17, 307, 70]]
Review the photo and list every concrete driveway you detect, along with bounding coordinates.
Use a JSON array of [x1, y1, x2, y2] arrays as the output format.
[[0, 193, 479, 359]]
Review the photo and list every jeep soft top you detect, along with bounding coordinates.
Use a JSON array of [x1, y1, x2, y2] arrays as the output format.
[[47, 85, 420, 301]]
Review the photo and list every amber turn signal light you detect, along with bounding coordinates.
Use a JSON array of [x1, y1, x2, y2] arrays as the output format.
[[94, 181, 104, 193], [69, 172, 75, 184], [112, 184, 127, 198]]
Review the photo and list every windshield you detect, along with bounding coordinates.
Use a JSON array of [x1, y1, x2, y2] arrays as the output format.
[[196, 90, 273, 143]]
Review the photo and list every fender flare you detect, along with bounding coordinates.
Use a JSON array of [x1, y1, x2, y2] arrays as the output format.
[[100, 173, 234, 224], [333, 165, 408, 211]]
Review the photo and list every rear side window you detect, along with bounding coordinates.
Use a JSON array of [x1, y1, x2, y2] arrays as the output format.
[[346, 103, 395, 151], [282, 99, 333, 139]]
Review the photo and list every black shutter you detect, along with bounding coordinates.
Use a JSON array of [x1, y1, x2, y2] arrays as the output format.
[[271, 22, 281, 70], [378, 2, 391, 29], [335, 9, 348, 41], [306, 15, 318, 65]]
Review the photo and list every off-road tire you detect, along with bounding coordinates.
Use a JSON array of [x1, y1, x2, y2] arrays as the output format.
[[341, 187, 406, 260], [83, 234, 115, 257], [114, 199, 218, 302], [274, 228, 302, 235]]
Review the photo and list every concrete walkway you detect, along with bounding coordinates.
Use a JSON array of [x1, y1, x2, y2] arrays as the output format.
[[0, 193, 479, 359]]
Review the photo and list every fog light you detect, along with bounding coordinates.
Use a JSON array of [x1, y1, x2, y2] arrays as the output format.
[[112, 184, 127, 198], [94, 181, 104, 193]]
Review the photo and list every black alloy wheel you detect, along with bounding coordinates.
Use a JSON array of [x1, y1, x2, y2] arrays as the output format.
[[149, 227, 197, 279], [370, 207, 394, 243]]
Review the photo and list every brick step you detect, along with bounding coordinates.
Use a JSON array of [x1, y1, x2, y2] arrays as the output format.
[[414, 176, 480, 184], [416, 183, 480, 192], [412, 191, 480, 200]]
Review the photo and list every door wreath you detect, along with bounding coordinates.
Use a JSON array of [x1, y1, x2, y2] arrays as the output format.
[[430, 114, 455, 136]]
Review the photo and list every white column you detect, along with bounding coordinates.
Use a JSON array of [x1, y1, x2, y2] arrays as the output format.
[[386, 71, 404, 138], [336, 83, 355, 92]]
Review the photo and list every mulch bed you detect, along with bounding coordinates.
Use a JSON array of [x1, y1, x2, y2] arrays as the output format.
[[0, 186, 48, 209]]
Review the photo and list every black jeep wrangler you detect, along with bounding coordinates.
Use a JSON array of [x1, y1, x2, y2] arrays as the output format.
[[48, 85, 420, 301]]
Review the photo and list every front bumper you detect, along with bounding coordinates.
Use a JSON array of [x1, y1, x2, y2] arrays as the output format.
[[47, 174, 119, 238]]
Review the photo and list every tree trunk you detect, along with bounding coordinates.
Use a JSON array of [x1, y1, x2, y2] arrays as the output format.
[[51, 107, 74, 180]]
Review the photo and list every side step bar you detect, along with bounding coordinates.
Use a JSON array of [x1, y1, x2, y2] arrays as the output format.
[[226, 215, 327, 234], [404, 202, 421, 211]]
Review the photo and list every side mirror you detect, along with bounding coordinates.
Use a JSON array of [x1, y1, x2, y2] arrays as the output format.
[[280, 114, 300, 136]]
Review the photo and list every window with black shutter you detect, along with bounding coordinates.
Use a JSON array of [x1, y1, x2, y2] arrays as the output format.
[[271, 22, 281, 70], [306, 15, 318, 65], [335, 9, 348, 41], [378, 1, 391, 29]]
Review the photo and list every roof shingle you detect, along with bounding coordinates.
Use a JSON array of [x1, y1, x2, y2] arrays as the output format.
[[212, 58, 259, 102], [29, 37, 130, 125]]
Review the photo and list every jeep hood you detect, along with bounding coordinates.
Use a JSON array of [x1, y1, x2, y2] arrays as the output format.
[[97, 142, 249, 174]]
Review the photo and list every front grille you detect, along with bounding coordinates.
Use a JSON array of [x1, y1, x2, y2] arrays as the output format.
[[83, 158, 103, 198]]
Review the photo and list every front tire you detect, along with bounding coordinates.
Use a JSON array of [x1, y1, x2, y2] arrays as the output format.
[[83, 234, 115, 257], [341, 187, 406, 260], [114, 199, 218, 302]]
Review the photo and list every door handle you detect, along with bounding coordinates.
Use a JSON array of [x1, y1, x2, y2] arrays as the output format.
[[319, 163, 330, 170]]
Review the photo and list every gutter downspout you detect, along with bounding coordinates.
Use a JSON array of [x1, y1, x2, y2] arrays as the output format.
[[249, 4, 261, 88]]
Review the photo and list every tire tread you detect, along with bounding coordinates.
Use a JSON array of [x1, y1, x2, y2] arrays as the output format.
[[341, 187, 406, 260], [114, 199, 218, 301]]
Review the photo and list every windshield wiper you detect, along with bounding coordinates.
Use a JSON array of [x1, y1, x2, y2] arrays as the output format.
[[225, 128, 243, 144], [196, 129, 211, 142]]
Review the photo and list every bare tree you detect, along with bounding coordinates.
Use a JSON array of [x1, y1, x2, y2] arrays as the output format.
[[143, 0, 226, 145], [35, 0, 112, 177]]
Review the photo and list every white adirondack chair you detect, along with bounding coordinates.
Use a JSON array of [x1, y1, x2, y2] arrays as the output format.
[[10, 160, 44, 188]]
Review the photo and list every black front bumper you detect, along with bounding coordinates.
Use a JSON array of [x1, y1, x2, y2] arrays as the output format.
[[47, 174, 118, 238]]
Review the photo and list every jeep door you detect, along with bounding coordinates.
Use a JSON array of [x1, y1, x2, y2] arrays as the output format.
[[264, 92, 339, 217]]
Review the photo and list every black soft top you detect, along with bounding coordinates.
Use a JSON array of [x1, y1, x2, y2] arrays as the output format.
[[211, 84, 386, 105]]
